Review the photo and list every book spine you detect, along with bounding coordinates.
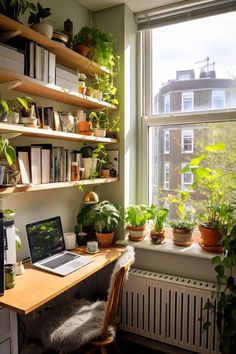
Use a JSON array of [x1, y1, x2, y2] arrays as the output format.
[[48, 52, 56, 84]]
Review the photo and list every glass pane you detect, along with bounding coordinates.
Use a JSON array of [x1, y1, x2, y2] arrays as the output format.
[[148, 122, 236, 222], [152, 12, 236, 115]]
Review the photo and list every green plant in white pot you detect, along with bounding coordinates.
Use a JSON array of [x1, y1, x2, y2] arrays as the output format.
[[0, 137, 17, 185], [89, 200, 121, 247], [28, 2, 52, 38]]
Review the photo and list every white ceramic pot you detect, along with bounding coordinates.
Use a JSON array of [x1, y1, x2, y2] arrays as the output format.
[[93, 90, 103, 101], [31, 23, 53, 39], [82, 158, 98, 179], [7, 112, 20, 124]]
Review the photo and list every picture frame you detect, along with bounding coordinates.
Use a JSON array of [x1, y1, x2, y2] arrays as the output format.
[[53, 111, 62, 131]]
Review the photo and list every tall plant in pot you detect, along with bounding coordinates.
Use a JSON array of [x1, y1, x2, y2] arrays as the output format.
[[0, 137, 17, 185], [125, 204, 156, 242], [181, 142, 236, 249], [89, 200, 121, 247], [28, 2, 52, 38], [150, 207, 169, 244], [167, 190, 196, 247], [80, 143, 107, 179]]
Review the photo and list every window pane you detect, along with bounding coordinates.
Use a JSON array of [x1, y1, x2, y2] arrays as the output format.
[[148, 121, 236, 219], [152, 12, 236, 115]]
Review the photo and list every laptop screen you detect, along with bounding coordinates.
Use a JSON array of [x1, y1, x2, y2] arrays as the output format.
[[26, 216, 65, 263]]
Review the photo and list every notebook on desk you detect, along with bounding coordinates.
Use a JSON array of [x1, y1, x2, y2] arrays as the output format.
[[26, 216, 92, 276]]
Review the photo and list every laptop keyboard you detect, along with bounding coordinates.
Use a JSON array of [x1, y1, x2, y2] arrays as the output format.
[[42, 253, 79, 269]]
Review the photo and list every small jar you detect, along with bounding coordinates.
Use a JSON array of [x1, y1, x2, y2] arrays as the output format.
[[71, 162, 80, 181]]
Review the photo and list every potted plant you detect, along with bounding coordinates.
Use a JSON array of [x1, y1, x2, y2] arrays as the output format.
[[89, 200, 121, 246], [0, 95, 31, 123], [125, 204, 156, 242], [80, 143, 107, 179], [181, 142, 236, 249], [93, 74, 118, 106], [167, 190, 196, 247], [0, 0, 30, 21], [203, 220, 236, 354], [73, 26, 93, 57], [28, 2, 52, 38], [89, 110, 109, 137], [150, 207, 169, 244], [0, 137, 17, 185]]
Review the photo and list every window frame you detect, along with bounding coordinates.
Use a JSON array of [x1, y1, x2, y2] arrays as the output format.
[[164, 130, 170, 154], [212, 90, 226, 109], [181, 129, 193, 154], [182, 91, 194, 112]]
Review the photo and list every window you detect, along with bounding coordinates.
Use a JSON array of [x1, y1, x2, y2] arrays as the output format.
[[182, 92, 194, 112], [182, 129, 193, 153], [138, 7, 236, 218], [163, 162, 170, 190], [164, 95, 170, 113], [181, 163, 193, 191], [164, 130, 170, 153], [212, 90, 225, 109]]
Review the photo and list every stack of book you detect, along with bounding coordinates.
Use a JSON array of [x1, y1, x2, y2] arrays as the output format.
[[56, 65, 78, 92], [0, 43, 24, 74]]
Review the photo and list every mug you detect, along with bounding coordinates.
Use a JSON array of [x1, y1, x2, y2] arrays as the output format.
[[64, 232, 76, 250], [76, 232, 87, 246], [5, 264, 16, 289], [86, 241, 98, 253]]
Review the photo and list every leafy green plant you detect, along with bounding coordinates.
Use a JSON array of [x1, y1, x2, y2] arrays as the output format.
[[0, 96, 31, 115], [28, 2, 51, 24], [89, 200, 121, 233], [181, 143, 236, 229], [167, 190, 196, 231], [152, 208, 169, 233], [0, 137, 16, 166], [89, 110, 109, 130], [125, 204, 156, 228], [3, 209, 21, 251], [0, 0, 31, 21], [203, 222, 236, 354], [93, 74, 118, 106], [80, 143, 107, 178]]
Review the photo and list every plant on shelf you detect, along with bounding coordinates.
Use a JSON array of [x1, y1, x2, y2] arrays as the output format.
[[73, 26, 115, 69], [167, 190, 196, 247], [125, 204, 156, 242], [0, 95, 32, 123], [0, 137, 18, 185], [150, 207, 169, 245], [0, 0, 30, 21], [28, 2, 52, 38], [89, 110, 109, 137], [93, 74, 118, 106], [181, 142, 236, 248], [80, 143, 107, 179], [89, 200, 121, 246], [203, 220, 236, 354]]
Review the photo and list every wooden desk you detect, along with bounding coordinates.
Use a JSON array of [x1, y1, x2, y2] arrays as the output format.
[[0, 247, 123, 315]]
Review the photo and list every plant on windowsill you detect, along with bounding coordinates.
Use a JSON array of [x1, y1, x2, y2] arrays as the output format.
[[28, 2, 52, 38], [150, 207, 169, 245], [181, 142, 236, 249], [125, 204, 156, 242], [203, 219, 236, 354], [89, 200, 121, 246], [167, 189, 197, 247]]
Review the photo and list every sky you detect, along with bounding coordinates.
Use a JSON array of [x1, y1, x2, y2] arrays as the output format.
[[152, 11, 236, 95]]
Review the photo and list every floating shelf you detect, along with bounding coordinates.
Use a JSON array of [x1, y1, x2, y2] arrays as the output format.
[[0, 67, 117, 110], [0, 14, 112, 77], [0, 122, 118, 143], [0, 178, 118, 196]]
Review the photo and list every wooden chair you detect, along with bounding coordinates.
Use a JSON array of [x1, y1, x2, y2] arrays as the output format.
[[41, 246, 135, 354]]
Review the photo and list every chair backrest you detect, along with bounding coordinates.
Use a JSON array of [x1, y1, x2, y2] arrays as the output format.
[[101, 246, 135, 338]]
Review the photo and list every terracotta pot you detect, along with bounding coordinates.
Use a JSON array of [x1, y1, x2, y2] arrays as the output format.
[[77, 121, 91, 133], [172, 228, 193, 247], [199, 225, 221, 247], [100, 169, 110, 178], [74, 44, 90, 57], [128, 225, 145, 242], [150, 229, 165, 244], [96, 232, 114, 247]]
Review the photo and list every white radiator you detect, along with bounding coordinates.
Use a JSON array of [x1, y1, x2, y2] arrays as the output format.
[[120, 268, 219, 354]]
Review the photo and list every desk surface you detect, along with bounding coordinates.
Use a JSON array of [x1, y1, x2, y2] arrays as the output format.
[[0, 247, 123, 315]]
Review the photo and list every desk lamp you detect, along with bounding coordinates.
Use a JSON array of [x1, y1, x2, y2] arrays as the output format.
[[83, 191, 99, 204]]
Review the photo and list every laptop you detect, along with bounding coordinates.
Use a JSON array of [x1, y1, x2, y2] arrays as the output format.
[[26, 216, 92, 276]]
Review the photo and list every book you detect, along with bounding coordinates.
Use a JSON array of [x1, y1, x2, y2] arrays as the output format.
[[41, 145, 52, 184], [35, 44, 42, 81], [48, 52, 56, 84], [29, 41, 35, 78], [31, 145, 42, 184], [42, 48, 49, 83], [16, 147, 31, 184]]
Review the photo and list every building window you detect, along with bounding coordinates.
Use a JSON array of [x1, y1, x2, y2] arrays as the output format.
[[164, 130, 170, 154], [164, 95, 170, 113], [182, 129, 193, 153], [139, 7, 236, 218], [212, 90, 225, 109], [182, 92, 194, 112], [181, 163, 193, 191], [164, 162, 170, 190]]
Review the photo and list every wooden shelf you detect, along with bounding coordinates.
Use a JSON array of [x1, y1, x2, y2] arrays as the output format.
[[0, 178, 118, 196], [0, 122, 118, 143], [0, 14, 111, 77], [0, 67, 117, 110]]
